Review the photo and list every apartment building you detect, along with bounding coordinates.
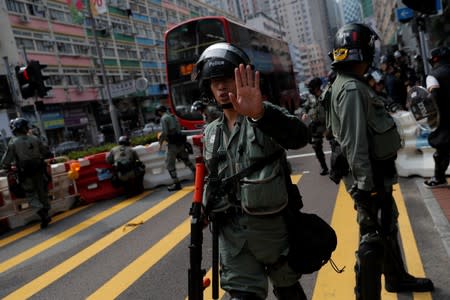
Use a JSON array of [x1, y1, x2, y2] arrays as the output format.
[[1, 0, 236, 146]]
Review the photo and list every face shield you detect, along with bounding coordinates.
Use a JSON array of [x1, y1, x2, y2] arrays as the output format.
[[407, 86, 439, 132]]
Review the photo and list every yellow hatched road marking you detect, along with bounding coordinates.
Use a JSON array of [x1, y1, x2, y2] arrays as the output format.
[[3, 187, 192, 300], [0, 204, 91, 249], [393, 184, 432, 300], [87, 218, 190, 299], [312, 182, 398, 300], [0, 192, 151, 273]]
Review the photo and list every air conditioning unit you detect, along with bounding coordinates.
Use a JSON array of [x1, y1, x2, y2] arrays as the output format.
[[19, 15, 30, 23]]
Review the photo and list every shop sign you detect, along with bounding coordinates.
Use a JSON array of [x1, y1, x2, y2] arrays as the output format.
[[106, 79, 137, 98], [42, 112, 64, 129]]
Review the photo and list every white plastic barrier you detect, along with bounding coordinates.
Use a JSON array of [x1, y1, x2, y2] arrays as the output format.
[[393, 110, 438, 177], [134, 135, 200, 189], [0, 162, 79, 230]]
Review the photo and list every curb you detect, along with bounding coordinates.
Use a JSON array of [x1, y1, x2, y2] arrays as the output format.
[[416, 178, 450, 260]]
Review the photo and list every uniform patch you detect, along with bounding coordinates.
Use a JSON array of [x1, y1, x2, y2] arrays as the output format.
[[209, 134, 216, 144], [344, 81, 357, 91]]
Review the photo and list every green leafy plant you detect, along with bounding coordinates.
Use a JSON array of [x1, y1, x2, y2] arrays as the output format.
[[65, 132, 159, 160]]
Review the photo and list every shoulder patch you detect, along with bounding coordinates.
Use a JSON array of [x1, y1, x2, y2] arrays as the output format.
[[344, 81, 357, 91]]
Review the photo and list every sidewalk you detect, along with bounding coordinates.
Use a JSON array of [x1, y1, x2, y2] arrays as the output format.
[[416, 178, 450, 260]]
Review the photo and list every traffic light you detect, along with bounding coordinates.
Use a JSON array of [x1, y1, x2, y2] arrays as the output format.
[[15, 65, 35, 99], [402, 0, 438, 15], [27, 60, 52, 98]]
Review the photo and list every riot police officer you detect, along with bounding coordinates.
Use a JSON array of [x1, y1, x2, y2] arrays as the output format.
[[107, 135, 145, 196], [155, 105, 195, 191], [193, 42, 310, 300], [302, 77, 329, 175], [329, 23, 433, 299], [423, 46, 450, 188], [1, 118, 51, 229], [190, 100, 221, 125]]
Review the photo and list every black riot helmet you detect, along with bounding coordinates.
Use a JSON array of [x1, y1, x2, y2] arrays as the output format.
[[192, 42, 252, 98], [118, 135, 130, 146], [190, 100, 206, 113], [155, 104, 167, 115], [332, 23, 378, 67], [11, 117, 30, 135], [428, 46, 450, 66], [307, 77, 323, 93]]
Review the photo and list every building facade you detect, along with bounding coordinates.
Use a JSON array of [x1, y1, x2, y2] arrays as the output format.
[[1, 0, 236, 146]]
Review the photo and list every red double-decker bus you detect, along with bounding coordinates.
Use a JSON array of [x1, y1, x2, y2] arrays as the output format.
[[164, 16, 301, 130]]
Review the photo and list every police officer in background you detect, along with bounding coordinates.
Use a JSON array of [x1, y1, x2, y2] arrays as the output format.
[[190, 100, 221, 125], [155, 105, 195, 191], [193, 42, 310, 300], [380, 54, 407, 110], [1, 118, 51, 229], [329, 23, 433, 299], [302, 77, 329, 175], [107, 136, 145, 196], [423, 46, 450, 188]]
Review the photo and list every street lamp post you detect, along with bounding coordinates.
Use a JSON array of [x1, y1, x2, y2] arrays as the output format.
[[86, 3, 121, 143]]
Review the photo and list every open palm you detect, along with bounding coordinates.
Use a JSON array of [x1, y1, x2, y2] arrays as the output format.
[[229, 64, 264, 119]]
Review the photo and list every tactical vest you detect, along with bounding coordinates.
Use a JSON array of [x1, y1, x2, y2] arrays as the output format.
[[112, 146, 136, 180], [203, 117, 288, 215], [330, 73, 401, 161]]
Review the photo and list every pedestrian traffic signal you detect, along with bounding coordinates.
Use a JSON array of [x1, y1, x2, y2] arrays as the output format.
[[402, 0, 437, 15], [28, 60, 52, 98], [15, 65, 35, 99]]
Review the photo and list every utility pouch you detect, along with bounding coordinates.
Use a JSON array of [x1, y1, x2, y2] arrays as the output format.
[[367, 96, 401, 160]]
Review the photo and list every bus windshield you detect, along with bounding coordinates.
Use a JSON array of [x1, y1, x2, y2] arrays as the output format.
[[166, 19, 226, 125]]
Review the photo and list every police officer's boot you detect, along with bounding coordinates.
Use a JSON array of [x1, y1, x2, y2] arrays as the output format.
[[273, 282, 307, 300], [355, 242, 383, 300], [37, 208, 51, 229], [319, 158, 329, 176], [312, 142, 328, 175], [383, 236, 434, 292], [424, 151, 449, 188], [168, 170, 182, 191]]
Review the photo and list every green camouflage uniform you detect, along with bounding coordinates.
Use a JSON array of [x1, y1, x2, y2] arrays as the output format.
[[1, 134, 50, 210], [159, 112, 195, 184], [107, 145, 144, 195], [203, 102, 309, 299], [330, 72, 406, 299]]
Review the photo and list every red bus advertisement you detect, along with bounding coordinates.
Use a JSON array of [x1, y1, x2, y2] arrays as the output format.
[[164, 16, 301, 130]]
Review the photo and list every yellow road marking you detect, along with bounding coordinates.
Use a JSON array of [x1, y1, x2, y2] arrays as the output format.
[[0, 204, 91, 249], [3, 187, 192, 300], [0, 191, 151, 273], [312, 182, 398, 299], [312, 182, 359, 300], [393, 184, 432, 300], [87, 219, 190, 299]]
